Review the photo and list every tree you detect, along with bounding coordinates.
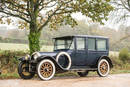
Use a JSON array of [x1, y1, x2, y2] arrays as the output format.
[[0, 0, 113, 54], [110, 0, 130, 44], [121, 0, 130, 12], [119, 0, 130, 38], [112, 0, 130, 22]]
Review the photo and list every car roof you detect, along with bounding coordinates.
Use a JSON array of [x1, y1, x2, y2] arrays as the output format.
[[53, 35, 108, 39]]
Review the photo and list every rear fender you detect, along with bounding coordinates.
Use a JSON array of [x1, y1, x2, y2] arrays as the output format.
[[97, 56, 113, 68]]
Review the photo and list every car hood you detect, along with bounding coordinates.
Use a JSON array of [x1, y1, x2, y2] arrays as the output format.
[[39, 52, 58, 57], [38, 50, 73, 58]]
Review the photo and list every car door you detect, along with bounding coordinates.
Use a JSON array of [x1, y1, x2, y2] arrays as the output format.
[[86, 38, 98, 66], [74, 37, 87, 66], [96, 38, 108, 58]]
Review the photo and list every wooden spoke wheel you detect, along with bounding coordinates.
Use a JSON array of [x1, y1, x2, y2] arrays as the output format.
[[97, 59, 110, 77], [37, 59, 55, 81], [100, 61, 108, 74], [40, 62, 53, 78], [18, 62, 35, 79]]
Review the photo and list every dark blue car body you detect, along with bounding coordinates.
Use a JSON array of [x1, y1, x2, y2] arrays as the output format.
[[21, 35, 113, 70], [53, 35, 111, 69], [18, 35, 113, 80], [28, 35, 112, 71]]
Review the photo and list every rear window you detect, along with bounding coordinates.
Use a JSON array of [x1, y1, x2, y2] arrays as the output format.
[[97, 39, 107, 51]]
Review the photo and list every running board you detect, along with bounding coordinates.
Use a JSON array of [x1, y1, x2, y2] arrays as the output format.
[[69, 68, 97, 72]]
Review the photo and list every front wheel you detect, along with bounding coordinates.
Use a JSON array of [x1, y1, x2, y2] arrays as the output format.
[[37, 59, 56, 81], [97, 59, 110, 77], [18, 62, 35, 79]]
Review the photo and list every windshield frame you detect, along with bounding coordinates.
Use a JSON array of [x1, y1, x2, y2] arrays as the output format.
[[53, 37, 74, 51]]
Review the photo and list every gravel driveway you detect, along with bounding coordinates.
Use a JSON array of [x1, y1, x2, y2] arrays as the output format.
[[0, 74, 130, 87]]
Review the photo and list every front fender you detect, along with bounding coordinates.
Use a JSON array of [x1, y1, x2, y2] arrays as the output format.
[[37, 56, 68, 72], [18, 57, 27, 62]]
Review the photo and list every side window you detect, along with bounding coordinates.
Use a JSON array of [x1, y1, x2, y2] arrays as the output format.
[[76, 38, 85, 50], [88, 38, 96, 50], [97, 39, 107, 51]]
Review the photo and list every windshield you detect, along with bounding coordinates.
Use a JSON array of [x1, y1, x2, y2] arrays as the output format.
[[54, 38, 74, 50]]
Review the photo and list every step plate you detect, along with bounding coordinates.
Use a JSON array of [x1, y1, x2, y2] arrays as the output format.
[[69, 68, 97, 71]]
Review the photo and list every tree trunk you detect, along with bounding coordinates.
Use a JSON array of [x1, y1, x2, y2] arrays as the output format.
[[28, 29, 41, 54]]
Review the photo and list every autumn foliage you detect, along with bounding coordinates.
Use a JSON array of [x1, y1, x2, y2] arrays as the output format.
[[0, 0, 113, 54]]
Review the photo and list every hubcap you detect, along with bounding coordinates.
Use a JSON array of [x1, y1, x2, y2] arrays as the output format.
[[40, 62, 53, 78], [100, 61, 108, 75]]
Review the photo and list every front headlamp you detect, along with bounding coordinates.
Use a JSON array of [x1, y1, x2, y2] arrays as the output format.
[[25, 54, 30, 60], [32, 52, 41, 60]]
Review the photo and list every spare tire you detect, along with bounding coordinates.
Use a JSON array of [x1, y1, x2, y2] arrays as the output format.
[[56, 52, 71, 70]]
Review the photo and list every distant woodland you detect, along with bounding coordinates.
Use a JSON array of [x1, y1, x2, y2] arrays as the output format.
[[0, 20, 130, 51]]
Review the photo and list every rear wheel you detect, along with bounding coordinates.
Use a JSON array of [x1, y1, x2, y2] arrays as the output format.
[[37, 59, 56, 81], [77, 71, 89, 77], [97, 59, 110, 77], [18, 62, 35, 79]]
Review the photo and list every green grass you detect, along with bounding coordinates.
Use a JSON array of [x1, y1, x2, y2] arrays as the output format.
[[0, 73, 19, 79], [0, 43, 119, 54], [111, 69, 130, 74], [55, 72, 78, 77]]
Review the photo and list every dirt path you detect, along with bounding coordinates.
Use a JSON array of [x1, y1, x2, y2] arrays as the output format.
[[0, 74, 130, 87]]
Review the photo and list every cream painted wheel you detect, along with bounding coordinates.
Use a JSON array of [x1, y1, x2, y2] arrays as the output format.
[[37, 59, 55, 81], [56, 52, 71, 70], [97, 59, 110, 77]]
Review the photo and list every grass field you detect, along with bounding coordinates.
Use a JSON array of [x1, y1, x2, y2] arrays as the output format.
[[0, 43, 53, 51], [0, 43, 119, 56]]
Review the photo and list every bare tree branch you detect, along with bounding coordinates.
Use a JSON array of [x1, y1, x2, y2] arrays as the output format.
[[0, 10, 30, 23], [121, 0, 130, 12], [38, 0, 73, 32], [38, 7, 60, 32]]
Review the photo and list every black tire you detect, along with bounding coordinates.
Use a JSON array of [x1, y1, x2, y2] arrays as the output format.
[[97, 59, 110, 77], [18, 61, 35, 79], [77, 71, 89, 77]]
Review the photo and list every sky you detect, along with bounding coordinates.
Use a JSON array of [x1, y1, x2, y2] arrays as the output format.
[[72, 12, 130, 30]]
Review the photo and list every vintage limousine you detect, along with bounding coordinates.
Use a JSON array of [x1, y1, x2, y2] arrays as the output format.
[[18, 35, 113, 80]]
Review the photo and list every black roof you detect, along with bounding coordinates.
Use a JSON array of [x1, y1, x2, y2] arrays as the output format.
[[54, 35, 108, 39]]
